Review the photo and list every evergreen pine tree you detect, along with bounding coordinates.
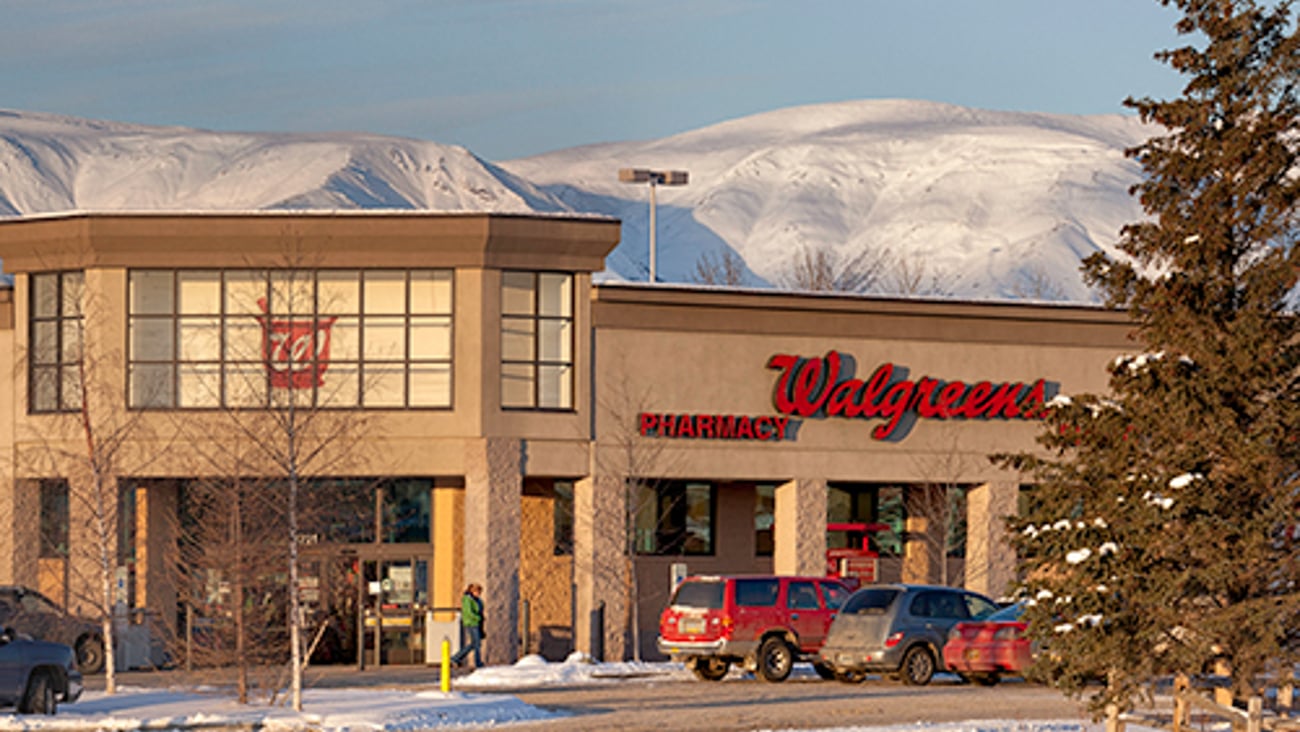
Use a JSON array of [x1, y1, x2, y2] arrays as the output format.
[[1001, 0, 1300, 712]]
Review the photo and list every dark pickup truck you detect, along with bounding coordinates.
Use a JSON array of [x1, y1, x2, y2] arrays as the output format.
[[0, 627, 82, 714]]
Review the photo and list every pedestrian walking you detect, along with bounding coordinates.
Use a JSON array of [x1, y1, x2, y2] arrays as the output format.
[[451, 583, 484, 668]]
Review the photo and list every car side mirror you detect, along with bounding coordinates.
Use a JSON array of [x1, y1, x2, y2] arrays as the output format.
[[0, 626, 13, 645]]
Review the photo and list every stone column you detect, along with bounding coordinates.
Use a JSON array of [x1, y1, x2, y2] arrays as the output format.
[[902, 484, 946, 585], [774, 478, 827, 576], [463, 437, 522, 665], [965, 481, 1019, 598], [572, 472, 627, 660]]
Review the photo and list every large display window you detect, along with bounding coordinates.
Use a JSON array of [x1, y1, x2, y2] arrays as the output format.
[[128, 269, 453, 409]]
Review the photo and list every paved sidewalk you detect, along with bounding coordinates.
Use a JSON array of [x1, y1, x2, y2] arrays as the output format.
[[86, 662, 465, 694]]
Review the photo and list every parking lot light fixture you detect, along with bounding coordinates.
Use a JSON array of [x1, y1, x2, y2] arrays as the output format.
[[618, 168, 689, 283]]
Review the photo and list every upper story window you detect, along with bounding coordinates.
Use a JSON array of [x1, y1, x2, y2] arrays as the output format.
[[128, 269, 453, 409], [29, 271, 84, 413], [501, 271, 573, 410]]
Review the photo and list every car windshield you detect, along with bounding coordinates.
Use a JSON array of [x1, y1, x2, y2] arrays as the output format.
[[987, 603, 1024, 622], [841, 588, 899, 615], [671, 581, 724, 609]]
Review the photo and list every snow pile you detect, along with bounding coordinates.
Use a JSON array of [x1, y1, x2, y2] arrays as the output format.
[[458, 652, 693, 689], [0, 687, 555, 731]]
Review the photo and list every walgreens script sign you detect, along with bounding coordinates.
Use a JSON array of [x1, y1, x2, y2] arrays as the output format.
[[768, 351, 1051, 440], [639, 350, 1053, 444]]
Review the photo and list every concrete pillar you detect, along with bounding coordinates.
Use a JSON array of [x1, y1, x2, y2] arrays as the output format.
[[774, 478, 826, 576], [462, 437, 521, 665], [572, 472, 627, 660], [136, 481, 177, 635], [965, 481, 1019, 598], [902, 484, 946, 585]]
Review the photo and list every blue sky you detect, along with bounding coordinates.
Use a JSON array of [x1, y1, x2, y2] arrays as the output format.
[[2, 0, 1186, 160]]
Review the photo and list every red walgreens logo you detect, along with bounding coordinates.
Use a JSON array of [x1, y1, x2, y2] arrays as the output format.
[[767, 351, 1051, 441], [257, 298, 339, 389]]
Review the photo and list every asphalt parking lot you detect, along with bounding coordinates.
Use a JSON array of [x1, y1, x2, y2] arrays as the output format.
[[90, 666, 1093, 732]]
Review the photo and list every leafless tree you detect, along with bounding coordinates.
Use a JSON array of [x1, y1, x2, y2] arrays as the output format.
[[592, 359, 684, 662], [167, 443, 288, 703], [776, 244, 892, 294], [883, 256, 955, 298], [1010, 265, 1068, 302], [16, 272, 168, 695], [158, 248, 380, 710], [691, 249, 747, 287], [904, 428, 977, 588]]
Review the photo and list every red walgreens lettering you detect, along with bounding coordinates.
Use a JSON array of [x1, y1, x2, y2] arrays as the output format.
[[768, 351, 1050, 440]]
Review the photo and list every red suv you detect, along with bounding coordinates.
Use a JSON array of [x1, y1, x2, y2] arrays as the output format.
[[657, 575, 850, 682]]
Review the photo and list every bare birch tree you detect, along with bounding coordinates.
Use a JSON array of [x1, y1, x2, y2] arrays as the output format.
[[18, 271, 167, 694]]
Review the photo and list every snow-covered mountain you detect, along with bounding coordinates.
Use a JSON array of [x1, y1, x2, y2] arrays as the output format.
[[0, 109, 565, 215], [501, 100, 1152, 301], [0, 101, 1154, 302]]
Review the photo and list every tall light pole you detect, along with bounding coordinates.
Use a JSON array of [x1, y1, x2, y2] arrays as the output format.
[[618, 168, 688, 283]]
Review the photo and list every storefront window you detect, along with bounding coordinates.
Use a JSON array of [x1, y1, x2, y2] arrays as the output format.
[[754, 484, 775, 557], [39, 479, 69, 558], [127, 269, 453, 409], [382, 480, 431, 544], [633, 481, 714, 556], [290, 479, 369, 544], [827, 483, 904, 556], [501, 271, 573, 409], [29, 271, 84, 413]]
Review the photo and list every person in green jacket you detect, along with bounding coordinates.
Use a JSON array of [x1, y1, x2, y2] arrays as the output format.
[[451, 583, 484, 668]]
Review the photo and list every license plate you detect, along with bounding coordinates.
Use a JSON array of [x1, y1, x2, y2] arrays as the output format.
[[678, 616, 705, 634], [964, 649, 981, 661], [838, 653, 856, 665]]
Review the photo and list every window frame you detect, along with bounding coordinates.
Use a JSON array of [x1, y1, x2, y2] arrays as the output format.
[[28, 271, 84, 414], [126, 268, 454, 410], [633, 480, 716, 557], [500, 270, 575, 411]]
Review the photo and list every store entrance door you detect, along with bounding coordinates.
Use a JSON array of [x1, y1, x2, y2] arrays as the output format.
[[359, 556, 430, 665], [300, 549, 433, 666]]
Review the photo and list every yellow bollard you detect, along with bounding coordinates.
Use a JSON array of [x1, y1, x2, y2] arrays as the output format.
[[440, 638, 451, 692]]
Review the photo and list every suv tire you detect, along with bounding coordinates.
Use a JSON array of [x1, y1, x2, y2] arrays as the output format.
[[900, 646, 935, 686], [755, 637, 794, 682], [813, 662, 836, 680], [691, 656, 729, 681], [21, 671, 56, 715], [76, 636, 105, 675]]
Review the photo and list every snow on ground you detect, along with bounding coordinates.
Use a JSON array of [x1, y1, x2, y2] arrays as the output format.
[[0, 655, 1155, 731]]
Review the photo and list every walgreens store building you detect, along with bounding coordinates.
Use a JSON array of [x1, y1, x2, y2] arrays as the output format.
[[0, 212, 1129, 664]]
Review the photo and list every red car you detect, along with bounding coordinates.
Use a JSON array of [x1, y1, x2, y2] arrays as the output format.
[[657, 575, 850, 682], [942, 602, 1031, 686]]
